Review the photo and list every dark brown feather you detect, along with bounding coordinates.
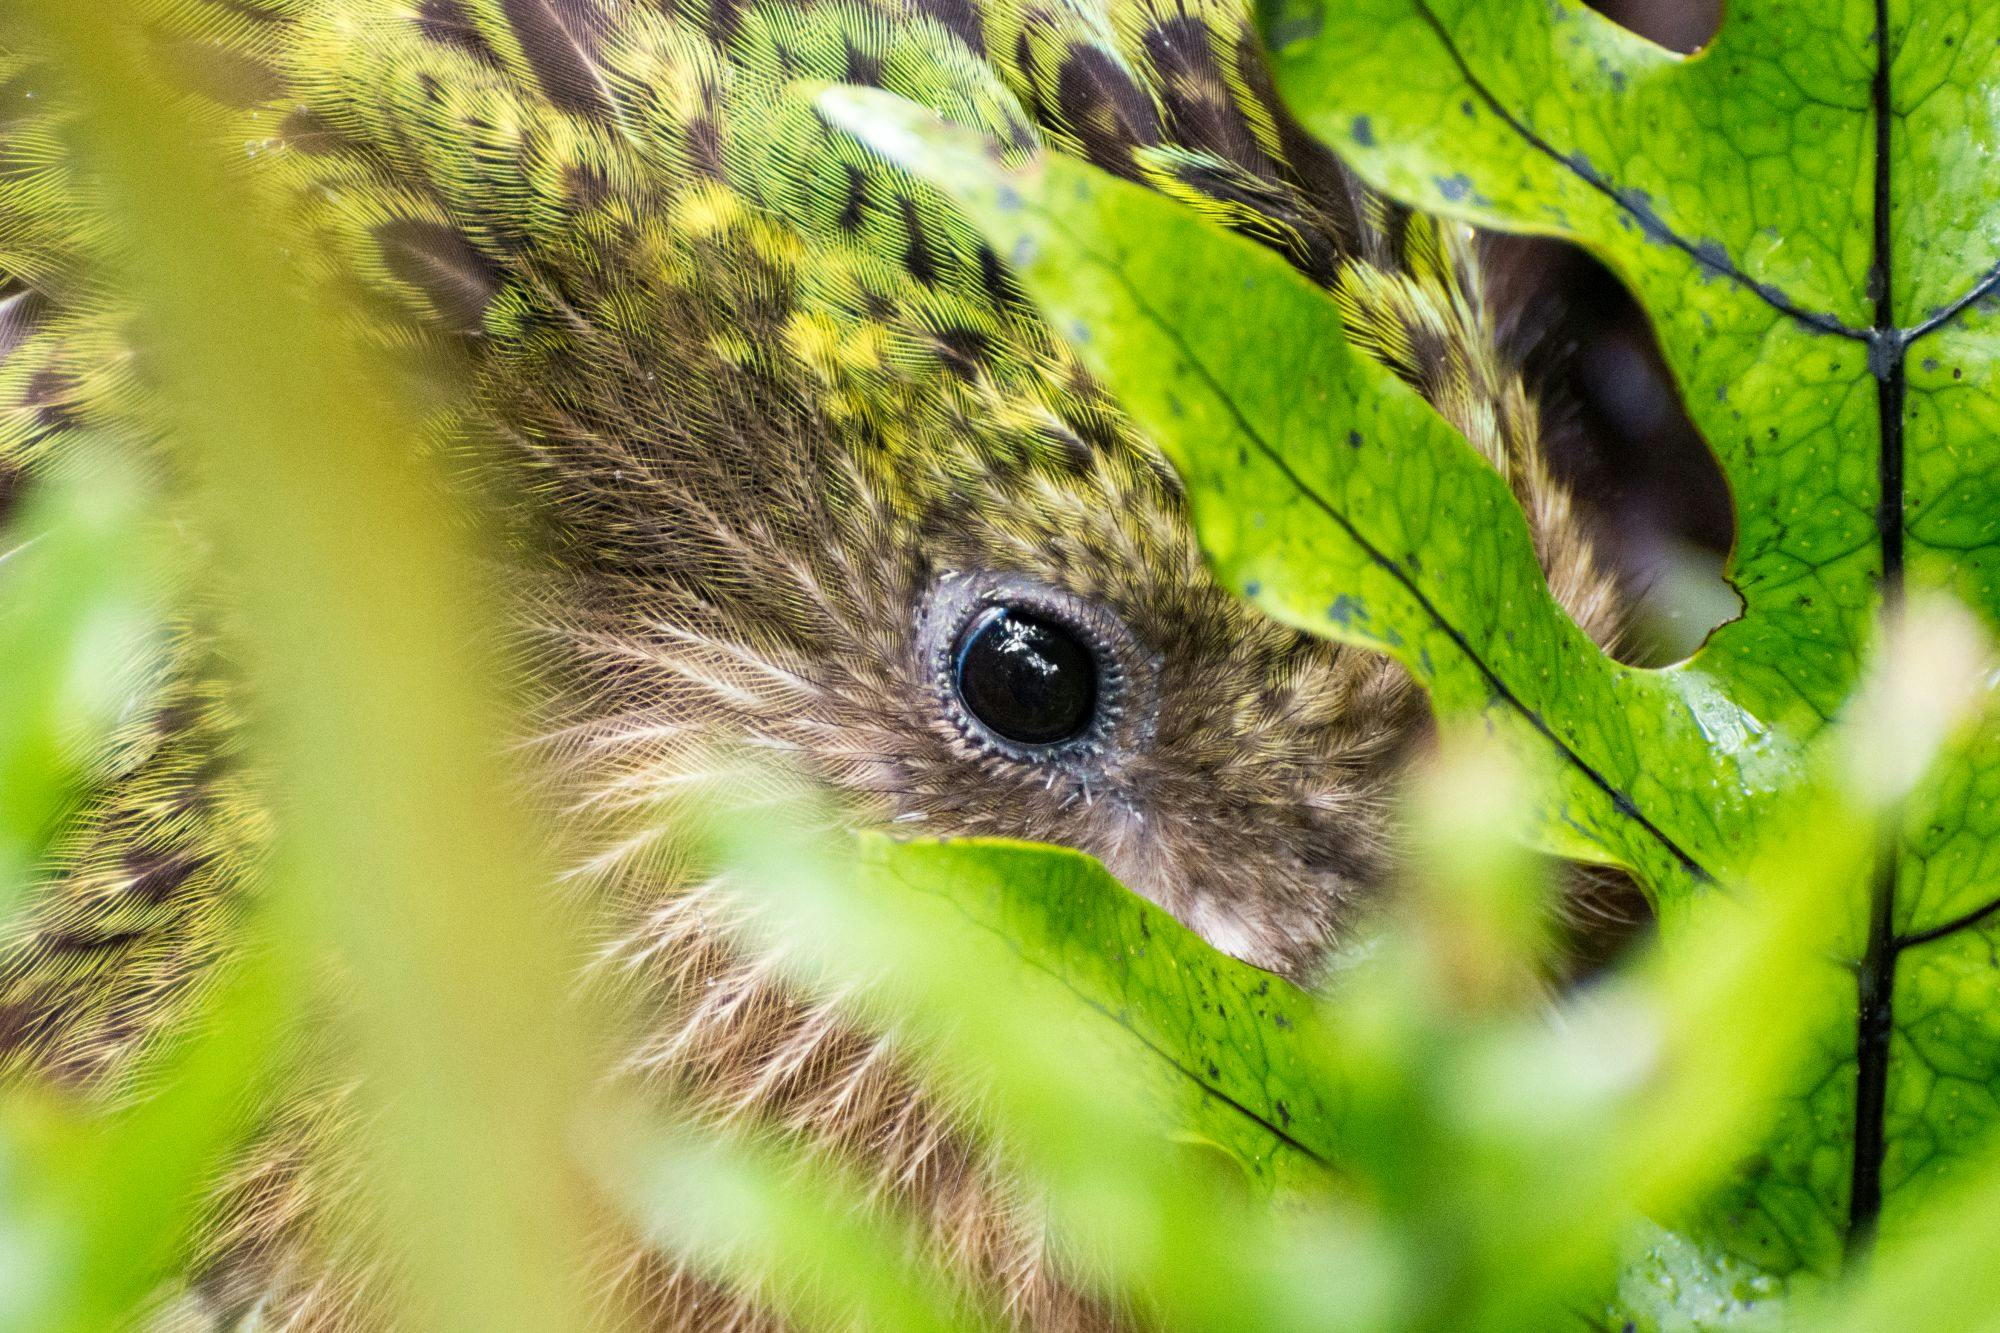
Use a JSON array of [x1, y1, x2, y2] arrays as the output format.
[[374, 219, 502, 335], [497, 0, 617, 120]]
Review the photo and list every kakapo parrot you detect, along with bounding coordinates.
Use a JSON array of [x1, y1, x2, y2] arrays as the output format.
[[0, 0, 1630, 1326]]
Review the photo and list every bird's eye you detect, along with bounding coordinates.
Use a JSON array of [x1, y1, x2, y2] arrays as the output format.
[[951, 605, 1099, 746], [921, 573, 1146, 770]]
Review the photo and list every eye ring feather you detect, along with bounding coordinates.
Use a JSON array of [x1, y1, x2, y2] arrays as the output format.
[[918, 571, 1152, 772]]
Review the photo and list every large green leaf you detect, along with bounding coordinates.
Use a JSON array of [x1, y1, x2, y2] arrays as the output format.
[[1258, 0, 2000, 1307], [699, 727, 1886, 1330], [1262, 0, 2000, 720], [823, 15, 2000, 1312]]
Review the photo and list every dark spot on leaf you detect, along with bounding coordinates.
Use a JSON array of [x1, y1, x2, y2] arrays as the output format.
[[1326, 594, 1368, 626], [1350, 115, 1375, 147], [1436, 172, 1474, 202], [1264, 3, 1323, 53]]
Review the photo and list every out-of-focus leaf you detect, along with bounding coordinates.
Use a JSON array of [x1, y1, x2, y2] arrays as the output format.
[[1814, 1135, 2000, 1333], [0, 947, 286, 1333], [9, 9, 607, 1332], [605, 1115, 1004, 1333], [1299, 730, 1857, 1330], [709, 794, 1384, 1333], [0, 453, 154, 910]]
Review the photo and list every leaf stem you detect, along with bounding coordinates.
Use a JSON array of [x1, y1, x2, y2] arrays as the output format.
[[1848, 0, 1905, 1264]]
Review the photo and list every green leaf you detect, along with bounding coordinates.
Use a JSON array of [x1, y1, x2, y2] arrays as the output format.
[[1262, 0, 2000, 721], [1257, 0, 2000, 1311], [0, 454, 155, 912], [856, 835, 1340, 1186], [698, 723, 1876, 1331], [604, 1116, 1005, 1333], [726, 825, 1342, 1194], [12, 7, 608, 1330], [0, 949, 286, 1333]]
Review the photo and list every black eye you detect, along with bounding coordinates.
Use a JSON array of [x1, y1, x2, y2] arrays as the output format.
[[951, 605, 1099, 746]]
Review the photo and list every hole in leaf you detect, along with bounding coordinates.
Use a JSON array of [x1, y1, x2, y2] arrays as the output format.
[[1485, 236, 1743, 667], [1549, 865, 1656, 991], [1585, 0, 1722, 53]]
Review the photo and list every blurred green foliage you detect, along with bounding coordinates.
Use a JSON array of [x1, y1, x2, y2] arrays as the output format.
[[5, 3, 2000, 1332]]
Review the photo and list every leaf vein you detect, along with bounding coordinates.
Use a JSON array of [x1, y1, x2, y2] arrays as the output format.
[[1408, 0, 1867, 341]]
